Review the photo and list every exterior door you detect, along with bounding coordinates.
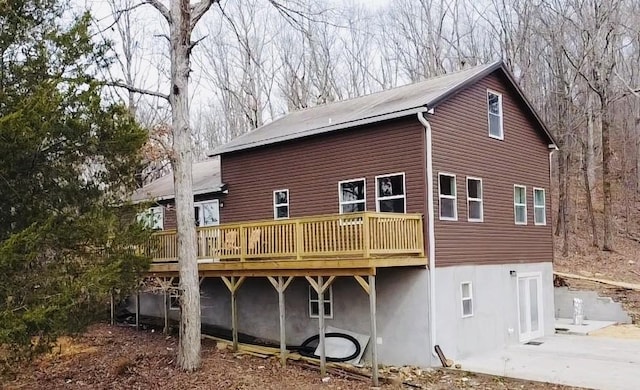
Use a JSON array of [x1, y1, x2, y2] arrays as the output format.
[[517, 272, 543, 342], [194, 200, 220, 261]]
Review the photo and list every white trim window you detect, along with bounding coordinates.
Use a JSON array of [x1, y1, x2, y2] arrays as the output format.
[[375, 173, 406, 213], [533, 188, 546, 225], [138, 206, 164, 230], [309, 285, 333, 318], [339, 178, 366, 213], [514, 185, 527, 225], [273, 189, 289, 219], [461, 282, 473, 317], [487, 90, 503, 140], [194, 200, 220, 227], [467, 177, 483, 222], [438, 173, 457, 220]]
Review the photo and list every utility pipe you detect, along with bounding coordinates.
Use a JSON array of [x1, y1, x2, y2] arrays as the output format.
[[417, 111, 438, 359]]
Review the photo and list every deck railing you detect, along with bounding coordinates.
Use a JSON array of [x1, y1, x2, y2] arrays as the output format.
[[145, 212, 424, 263]]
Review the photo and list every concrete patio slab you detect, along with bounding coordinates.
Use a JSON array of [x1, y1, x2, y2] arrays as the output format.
[[458, 334, 640, 390], [555, 318, 617, 335]]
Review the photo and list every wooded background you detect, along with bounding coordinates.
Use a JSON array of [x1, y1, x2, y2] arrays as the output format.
[[99, 0, 640, 256]]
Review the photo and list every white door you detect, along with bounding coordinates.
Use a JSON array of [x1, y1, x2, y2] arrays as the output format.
[[517, 272, 544, 342], [194, 200, 220, 262]]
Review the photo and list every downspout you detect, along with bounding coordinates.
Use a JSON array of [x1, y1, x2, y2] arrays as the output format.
[[417, 111, 438, 359]]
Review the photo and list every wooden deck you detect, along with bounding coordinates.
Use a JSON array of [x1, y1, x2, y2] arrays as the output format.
[[145, 212, 427, 277]]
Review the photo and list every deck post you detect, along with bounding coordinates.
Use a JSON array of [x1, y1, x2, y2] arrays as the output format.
[[231, 276, 238, 351], [369, 275, 378, 386], [318, 276, 326, 377], [135, 291, 140, 331], [163, 290, 169, 334], [109, 290, 115, 326], [278, 276, 287, 366], [295, 221, 303, 260], [363, 213, 370, 258]]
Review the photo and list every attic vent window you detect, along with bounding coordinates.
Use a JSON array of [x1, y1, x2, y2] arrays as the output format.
[[487, 90, 503, 140]]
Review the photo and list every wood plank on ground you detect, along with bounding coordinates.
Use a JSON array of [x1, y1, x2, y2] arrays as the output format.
[[554, 271, 640, 291]]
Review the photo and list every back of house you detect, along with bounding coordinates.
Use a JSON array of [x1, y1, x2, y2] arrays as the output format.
[[136, 61, 556, 367]]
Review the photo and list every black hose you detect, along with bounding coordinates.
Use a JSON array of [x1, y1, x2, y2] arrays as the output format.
[[293, 332, 361, 362]]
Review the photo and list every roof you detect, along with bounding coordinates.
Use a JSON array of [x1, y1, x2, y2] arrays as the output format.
[[209, 61, 557, 155], [130, 158, 223, 203]]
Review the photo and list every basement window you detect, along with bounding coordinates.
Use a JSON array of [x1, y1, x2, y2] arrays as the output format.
[[169, 280, 180, 311], [274, 189, 289, 219], [309, 285, 333, 319], [461, 282, 473, 317], [438, 173, 457, 221]]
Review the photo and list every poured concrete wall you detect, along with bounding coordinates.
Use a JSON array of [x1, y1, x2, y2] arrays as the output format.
[[554, 287, 632, 324], [434, 262, 555, 363], [135, 267, 432, 367]]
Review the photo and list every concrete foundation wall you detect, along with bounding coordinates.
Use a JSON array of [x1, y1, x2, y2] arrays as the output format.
[[135, 267, 432, 367], [434, 262, 555, 363], [554, 287, 632, 324]]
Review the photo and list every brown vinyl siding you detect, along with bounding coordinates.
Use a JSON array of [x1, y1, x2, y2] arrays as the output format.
[[429, 72, 552, 267], [220, 118, 426, 228]]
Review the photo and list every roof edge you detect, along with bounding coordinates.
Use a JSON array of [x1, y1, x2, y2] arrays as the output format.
[[209, 106, 429, 156]]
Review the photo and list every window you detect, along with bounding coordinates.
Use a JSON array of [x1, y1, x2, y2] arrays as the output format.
[[533, 188, 546, 225], [274, 189, 289, 219], [461, 282, 473, 317], [467, 177, 483, 222], [309, 285, 333, 318], [487, 90, 503, 139], [138, 206, 164, 230], [438, 173, 457, 220], [194, 200, 219, 227], [514, 185, 527, 225], [376, 173, 406, 213], [339, 179, 366, 213]]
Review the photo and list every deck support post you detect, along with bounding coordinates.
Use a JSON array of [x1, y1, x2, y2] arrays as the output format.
[[135, 292, 140, 331], [222, 276, 246, 352], [318, 275, 326, 377], [368, 275, 378, 387], [110, 290, 115, 326], [268, 276, 294, 366], [163, 290, 169, 334]]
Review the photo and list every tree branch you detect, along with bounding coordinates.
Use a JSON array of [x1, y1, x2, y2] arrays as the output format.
[[191, 0, 217, 30], [145, 0, 171, 24], [106, 81, 169, 101]]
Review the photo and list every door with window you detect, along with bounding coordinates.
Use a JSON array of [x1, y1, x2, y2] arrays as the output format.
[[517, 273, 544, 342], [194, 200, 220, 260]]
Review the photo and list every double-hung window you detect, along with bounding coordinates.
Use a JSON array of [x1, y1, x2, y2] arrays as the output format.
[[375, 173, 406, 213], [467, 177, 483, 222], [138, 206, 164, 230], [487, 90, 503, 139], [309, 285, 333, 318], [514, 185, 527, 225], [339, 179, 366, 213], [274, 189, 289, 219], [439, 173, 457, 220], [533, 188, 546, 225]]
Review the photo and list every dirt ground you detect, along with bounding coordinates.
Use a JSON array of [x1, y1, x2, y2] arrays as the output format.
[[2, 323, 582, 390]]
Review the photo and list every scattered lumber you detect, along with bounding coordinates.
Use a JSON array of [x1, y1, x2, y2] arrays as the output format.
[[554, 271, 640, 291]]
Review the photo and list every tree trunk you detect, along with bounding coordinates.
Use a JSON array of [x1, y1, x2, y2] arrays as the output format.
[[170, 0, 200, 371], [601, 105, 614, 251], [582, 140, 598, 247], [555, 149, 569, 257]]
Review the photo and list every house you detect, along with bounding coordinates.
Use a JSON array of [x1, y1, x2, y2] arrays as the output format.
[[137, 61, 557, 374]]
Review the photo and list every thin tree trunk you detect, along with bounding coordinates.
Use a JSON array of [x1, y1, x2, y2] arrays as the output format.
[[601, 104, 614, 252], [582, 141, 598, 247]]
